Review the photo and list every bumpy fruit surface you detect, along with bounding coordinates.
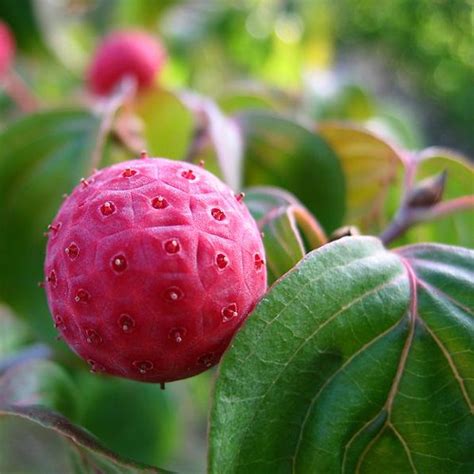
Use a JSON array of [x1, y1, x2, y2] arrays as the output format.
[[87, 30, 166, 96], [44, 157, 266, 383], [0, 21, 15, 75]]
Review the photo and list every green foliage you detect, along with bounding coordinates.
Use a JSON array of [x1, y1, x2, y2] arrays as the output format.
[[0, 2, 472, 472], [76, 373, 178, 466], [240, 111, 346, 233], [318, 123, 405, 233], [209, 237, 474, 473], [0, 110, 100, 342], [0, 405, 165, 473], [245, 187, 306, 283], [133, 87, 194, 160]]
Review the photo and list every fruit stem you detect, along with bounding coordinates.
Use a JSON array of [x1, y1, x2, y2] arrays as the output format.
[[88, 76, 137, 174]]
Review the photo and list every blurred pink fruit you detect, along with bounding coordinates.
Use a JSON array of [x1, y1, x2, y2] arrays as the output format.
[[87, 30, 166, 96]]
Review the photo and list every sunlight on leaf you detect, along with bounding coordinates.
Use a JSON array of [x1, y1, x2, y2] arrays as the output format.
[[133, 86, 194, 160], [317, 123, 406, 234]]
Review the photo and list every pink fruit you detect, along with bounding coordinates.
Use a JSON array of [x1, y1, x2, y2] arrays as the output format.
[[0, 21, 15, 76], [44, 157, 266, 383], [87, 30, 166, 96]]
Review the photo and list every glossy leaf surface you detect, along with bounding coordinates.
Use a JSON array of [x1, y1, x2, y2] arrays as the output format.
[[210, 237, 473, 473]]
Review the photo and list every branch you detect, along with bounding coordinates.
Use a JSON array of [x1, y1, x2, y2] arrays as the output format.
[[380, 196, 474, 245]]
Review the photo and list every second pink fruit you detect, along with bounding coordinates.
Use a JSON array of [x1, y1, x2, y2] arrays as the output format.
[[0, 21, 15, 75]]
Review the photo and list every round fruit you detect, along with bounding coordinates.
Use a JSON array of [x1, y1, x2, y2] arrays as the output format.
[[44, 157, 267, 383], [87, 30, 166, 96], [0, 21, 15, 76]]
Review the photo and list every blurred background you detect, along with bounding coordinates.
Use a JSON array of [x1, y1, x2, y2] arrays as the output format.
[[1, 0, 474, 155], [0, 1, 472, 472]]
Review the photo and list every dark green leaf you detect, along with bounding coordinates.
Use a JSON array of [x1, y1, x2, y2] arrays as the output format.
[[239, 111, 346, 233], [0, 405, 167, 473], [0, 109, 100, 342], [209, 237, 473, 473], [0, 0, 45, 52]]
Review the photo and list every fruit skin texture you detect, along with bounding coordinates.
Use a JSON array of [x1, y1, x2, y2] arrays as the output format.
[[0, 21, 15, 76], [87, 30, 166, 96], [44, 158, 267, 383]]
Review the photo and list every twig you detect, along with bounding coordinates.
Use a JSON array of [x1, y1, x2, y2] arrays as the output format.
[[380, 196, 474, 245]]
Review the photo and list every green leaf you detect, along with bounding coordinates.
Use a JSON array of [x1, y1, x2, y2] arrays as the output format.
[[218, 91, 278, 114], [0, 360, 78, 420], [245, 186, 326, 283], [317, 123, 405, 233], [217, 84, 289, 114], [209, 236, 473, 473], [399, 148, 474, 247], [133, 86, 194, 160], [0, 109, 100, 342], [239, 111, 346, 233], [246, 187, 305, 284], [0, 0, 45, 52], [0, 405, 167, 473]]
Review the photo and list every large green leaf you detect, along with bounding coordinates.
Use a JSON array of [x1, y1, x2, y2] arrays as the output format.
[[0, 109, 100, 342], [209, 237, 473, 473], [239, 111, 346, 233], [0, 405, 166, 473]]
